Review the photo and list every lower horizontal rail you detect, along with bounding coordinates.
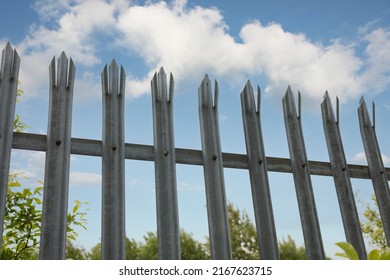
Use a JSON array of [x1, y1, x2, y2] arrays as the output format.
[[12, 132, 382, 180]]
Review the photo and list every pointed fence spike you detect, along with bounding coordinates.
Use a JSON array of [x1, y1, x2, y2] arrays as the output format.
[[241, 81, 254, 113], [199, 75, 212, 108], [40, 52, 76, 259], [0, 42, 20, 251], [358, 96, 390, 246], [110, 59, 118, 68], [283, 89, 325, 259], [321, 93, 367, 259], [359, 96, 366, 106]]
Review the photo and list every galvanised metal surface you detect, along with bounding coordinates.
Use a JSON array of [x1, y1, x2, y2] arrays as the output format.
[[199, 75, 231, 260], [0, 43, 19, 252], [40, 53, 75, 259], [2, 43, 389, 260], [151, 68, 180, 260], [241, 81, 279, 260], [101, 60, 126, 260], [322, 93, 366, 259], [283, 87, 325, 260], [358, 98, 390, 246]]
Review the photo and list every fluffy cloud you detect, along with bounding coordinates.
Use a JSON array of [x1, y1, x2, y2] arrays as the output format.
[[70, 171, 101, 187], [2, 0, 390, 106], [351, 151, 390, 165]]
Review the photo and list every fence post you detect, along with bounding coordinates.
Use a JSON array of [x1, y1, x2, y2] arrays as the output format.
[[199, 75, 231, 259], [358, 98, 390, 246], [240, 81, 279, 259], [151, 68, 180, 259], [282, 87, 325, 259], [40, 53, 75, 259], [0, 43, 20, 251], [101, 60, 126, 259], [321, 93, 366, 259]]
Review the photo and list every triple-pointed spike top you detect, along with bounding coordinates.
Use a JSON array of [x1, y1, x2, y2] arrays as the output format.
[[101, 59, 125, 96], [321, 91, 340, 124], [283, 85, 301, 119], [151, 66, 169, 102]]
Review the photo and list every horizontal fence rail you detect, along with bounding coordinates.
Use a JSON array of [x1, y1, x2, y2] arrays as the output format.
[[1, 43, 390, 260], [12, 131, 390, 179]]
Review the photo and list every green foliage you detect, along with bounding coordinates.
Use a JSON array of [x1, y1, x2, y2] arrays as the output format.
[[13, 114, 30, 132], [1, 174, 42, 260], [1, 83, 88, 259], [66, 242, 89, 260], [138, 232, 158, 260], [335, 242, 359, 260], [89, 231, 209, 260], [66, 200, 89, 241], [13, 84, 30, 132], [1, 174, 89, 260], [361, 195, 387, 251], [336, 242, 390, 260], [179, 230, 209, 260], [227, 202, 259, 260], [278, 235, 307, 260], [136, 230, 210, 260]]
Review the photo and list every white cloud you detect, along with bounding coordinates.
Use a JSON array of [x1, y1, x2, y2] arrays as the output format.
[[70, 171, 101, 187], [352, 152, 367, 164], [115, 0, 388, 104], [2, 0, 390, 106], [177, 181, 203, 191], [6, 0, 125, 99], [351, 152, 390, 165]]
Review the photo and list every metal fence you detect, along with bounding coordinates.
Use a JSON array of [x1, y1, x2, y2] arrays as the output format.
[[1, 43, 390, 260]]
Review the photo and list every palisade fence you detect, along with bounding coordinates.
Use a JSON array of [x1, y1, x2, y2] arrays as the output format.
[[1, 42, 390, 260]]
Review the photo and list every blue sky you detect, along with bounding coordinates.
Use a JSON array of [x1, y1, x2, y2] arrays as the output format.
[[1, 0, 390, 258]]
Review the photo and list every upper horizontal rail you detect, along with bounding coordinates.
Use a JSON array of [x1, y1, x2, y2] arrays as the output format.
[[12, 131, 382, 180]]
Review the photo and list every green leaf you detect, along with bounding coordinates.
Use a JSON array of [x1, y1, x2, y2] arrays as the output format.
[[379, 249, 390, 260], [33, 187, 43, 195], [72, 204, 79, 214], [33, 197, 42, 204], [335, 242, 359, 260], [368, 249, 380, 260]]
